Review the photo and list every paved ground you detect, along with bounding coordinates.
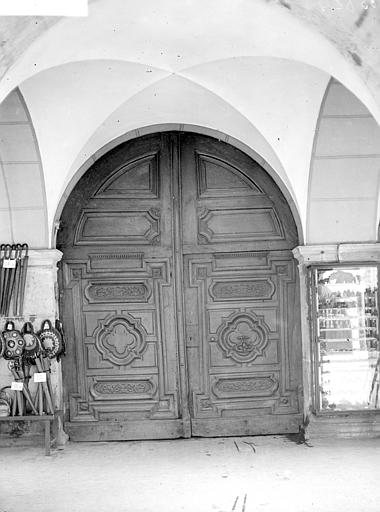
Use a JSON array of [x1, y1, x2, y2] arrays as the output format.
[[0, 435, 379, 512]]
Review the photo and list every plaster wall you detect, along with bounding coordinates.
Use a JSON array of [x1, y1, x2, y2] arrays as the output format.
[[20, 58, 329, 241], [1, 0, 377, 118], [0, 0, 379, 119], [281, 0, 380, 124], [307, 80, 380, 243], [0, 0, 378, 249], [0, 89, 47, 247], [0, 0, 380, 444]]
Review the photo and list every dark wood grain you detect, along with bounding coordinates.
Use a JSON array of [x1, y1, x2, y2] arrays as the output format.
[[58, 132, 301, 440]]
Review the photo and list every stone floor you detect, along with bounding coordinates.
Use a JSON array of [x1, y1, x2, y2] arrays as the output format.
[[0, 435, 379, 512]]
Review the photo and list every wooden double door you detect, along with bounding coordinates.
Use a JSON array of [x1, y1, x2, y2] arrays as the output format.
[[58, 132, 302, 441]]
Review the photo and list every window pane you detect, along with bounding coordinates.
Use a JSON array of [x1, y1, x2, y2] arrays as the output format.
[[316, 266, 379, 411]]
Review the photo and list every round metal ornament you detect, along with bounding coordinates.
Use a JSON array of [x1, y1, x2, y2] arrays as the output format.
[[2, 321, 25, 360], [38, 319, 63, 359]]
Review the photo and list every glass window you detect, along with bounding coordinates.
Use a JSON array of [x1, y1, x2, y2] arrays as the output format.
[[314, 266, 379, 411]]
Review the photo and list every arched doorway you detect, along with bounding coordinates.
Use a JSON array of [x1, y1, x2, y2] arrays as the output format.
[[57, 132, 302, 441]]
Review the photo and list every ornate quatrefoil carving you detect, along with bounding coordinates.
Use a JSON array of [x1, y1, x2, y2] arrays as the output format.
[[94, 314, 147, 366], [215, 312, 269, 363]]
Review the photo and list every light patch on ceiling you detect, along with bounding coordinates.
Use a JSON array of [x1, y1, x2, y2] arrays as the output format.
[[0, 0, 88, 16]]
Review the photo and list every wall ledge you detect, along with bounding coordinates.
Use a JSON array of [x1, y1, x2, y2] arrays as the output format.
[[293, 243, 380, 266], [306, 412, 380, 439]]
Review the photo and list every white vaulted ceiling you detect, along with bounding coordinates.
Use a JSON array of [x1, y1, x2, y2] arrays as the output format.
[[0, 0, 379, 247], [19, 57, 329, 240]]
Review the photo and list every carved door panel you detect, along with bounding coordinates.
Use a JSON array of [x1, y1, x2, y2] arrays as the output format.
[[180, 133, 302, 436], [59, 132, 301, 441], [60, 134, 187, 441]]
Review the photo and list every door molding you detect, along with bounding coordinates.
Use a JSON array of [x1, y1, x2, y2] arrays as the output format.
[[52, 124, 303, 247], [169, 133, 191, 437], [57, 131, 301, 440]]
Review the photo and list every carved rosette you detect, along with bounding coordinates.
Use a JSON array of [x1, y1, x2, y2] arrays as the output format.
[[215, 312, 269, 363], [71, 268, 82, 280], [94, 315, 147, 366]]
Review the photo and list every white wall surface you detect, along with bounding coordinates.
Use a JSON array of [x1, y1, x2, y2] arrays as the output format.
[[307, 80, 380, 243], [0, 89, 47, 247], [20, 58, 329, 241], [0, 0, 378, 247], [3, 0, 377, 118]]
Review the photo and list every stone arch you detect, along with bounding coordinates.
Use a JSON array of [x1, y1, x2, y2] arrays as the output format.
[[307, 78, 380, 244], [0, 88, 48, 246], [25, 58, 319, 245], [57, 130, 302, 440], [1, 0, 379, 122], [53, 124, 304, 247]]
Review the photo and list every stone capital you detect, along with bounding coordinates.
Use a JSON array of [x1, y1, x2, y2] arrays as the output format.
[[28, 249, 63, 268], [293, 243, 380, 266]]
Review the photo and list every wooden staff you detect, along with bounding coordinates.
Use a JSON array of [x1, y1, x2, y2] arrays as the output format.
[[1, 244, 12, 316], [38, 383, 44, 415], [0, 244, 5, 314], [35, 357, 54, 414], [11, 388, 17, 416], [42, 356, 54, 399], [4, 244, 18, 317], [8, 361, 38, 415], [3, 244, 14, 315], [18, 244, 28, 317], [13, 244, 23, 317], [8, 361, 24, 416], [33, 381, 44, 415]]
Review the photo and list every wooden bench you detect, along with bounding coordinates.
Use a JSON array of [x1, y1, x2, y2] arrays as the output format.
[[0, 412, 61, 455]]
